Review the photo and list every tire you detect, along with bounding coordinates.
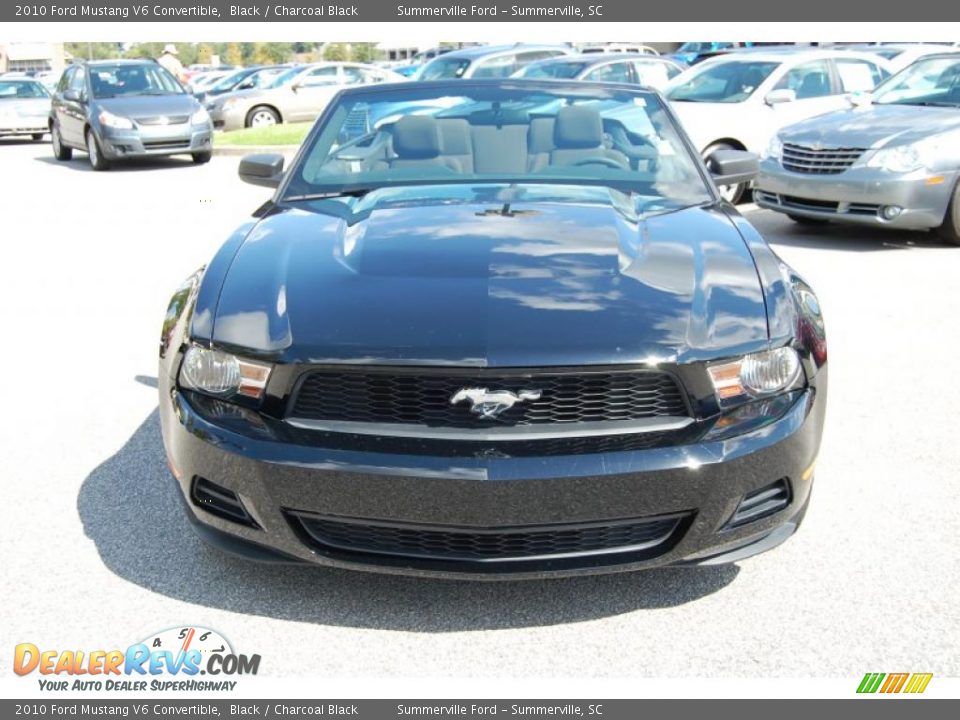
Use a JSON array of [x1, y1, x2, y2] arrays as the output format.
[[51, 123, 72, 161], [85, 128, 110, 171], [787, 214, 829, 226], [704, 142, 747, 205], [936, 181, 960, 246], [191, 151, 212, 164], [245, 105, 280, 129], [31, 133, 44, 142]]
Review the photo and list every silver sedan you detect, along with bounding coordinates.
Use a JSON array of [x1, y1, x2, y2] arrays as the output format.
[[0, 78, 50, 140], [755, 54, 960, 244]]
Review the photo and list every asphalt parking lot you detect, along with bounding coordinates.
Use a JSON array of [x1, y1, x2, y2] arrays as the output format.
[[2, 138, 959, 679]]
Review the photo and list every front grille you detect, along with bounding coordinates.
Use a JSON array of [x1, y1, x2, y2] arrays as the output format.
[[781, 143, 866, 175], [288, 511, 690, 565], [136, 115, 189, 126], [143, 140, 191, 150], [289, 368, 688, 429]]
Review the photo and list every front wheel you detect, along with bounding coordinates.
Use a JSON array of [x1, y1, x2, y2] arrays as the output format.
[[86, 129, 110, 171], [704, 142, 747, 204], [191, 151, 212, 164], [246, 105, 280, 128], [936, 181, 960, 246], [51, 124, 72, 160]]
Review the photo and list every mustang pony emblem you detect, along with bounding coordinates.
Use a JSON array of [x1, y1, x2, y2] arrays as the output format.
[[449, 387, 542, 419]]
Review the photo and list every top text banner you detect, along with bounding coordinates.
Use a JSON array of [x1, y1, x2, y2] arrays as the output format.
[[4, 0, 959, 22]]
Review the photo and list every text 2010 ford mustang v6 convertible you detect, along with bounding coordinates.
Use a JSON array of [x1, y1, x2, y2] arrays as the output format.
[[159, 80, 827, 578]]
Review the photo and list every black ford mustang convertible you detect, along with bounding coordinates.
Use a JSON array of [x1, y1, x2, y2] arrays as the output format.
[[159, 80, 826, 578]]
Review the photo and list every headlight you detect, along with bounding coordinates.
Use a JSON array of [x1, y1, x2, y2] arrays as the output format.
[[708, 347, 802, 404], [222, 98, 239, 112], [179, 346, 272, 400], [191, 107, 210, 125], [865, 139, 940, 173], [762, 135, 783, 162], [97, 109, 134, 130]]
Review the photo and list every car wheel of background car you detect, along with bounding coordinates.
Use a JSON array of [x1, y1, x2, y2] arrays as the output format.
[[787, 214, 829, 226], [704, 142, 746, 204], [246, 105, 280, 128], [51, 124, 72, 161], [85, 129, 110, 171], [192, 151, 212, 164], [936, 181, 960, 246], [31, 133, 44, 142]]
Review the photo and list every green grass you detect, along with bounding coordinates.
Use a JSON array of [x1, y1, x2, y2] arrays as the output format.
[[215, 123, 311, 147]]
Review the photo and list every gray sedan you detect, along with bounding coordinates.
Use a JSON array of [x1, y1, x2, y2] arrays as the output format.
[[756, 54, 960, 244], [0, 79, 50, 140]]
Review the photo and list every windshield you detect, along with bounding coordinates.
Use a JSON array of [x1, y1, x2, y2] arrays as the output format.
[[518, 61, 588, 79], [206, 69, 249, 92], [677, 42, 734, 53], [667, 60, 779, 103], [265, 67, 303, 89], [0, 80, 48, 99], [419, 57, 472, 80], [89, 64, 184, 98], [282, 83, 712, 211], [874, 56, 960, 106]]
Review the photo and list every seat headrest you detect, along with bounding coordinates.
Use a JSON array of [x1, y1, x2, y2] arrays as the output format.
[[438, 119, 471, 155], [393, 116, 442, 159], [554, 106, 603, 149]]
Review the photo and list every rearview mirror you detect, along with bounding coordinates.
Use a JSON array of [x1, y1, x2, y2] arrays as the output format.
[[63, 89, 82, 102], [707, 149, 759, 188], [765, 88, 796, 105], [239, 153, 285, 189]]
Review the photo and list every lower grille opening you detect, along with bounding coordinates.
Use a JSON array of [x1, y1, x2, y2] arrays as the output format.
[[286, 510, 692, 572], [726, 478, 791, 529], [190, 476, 259, 528]]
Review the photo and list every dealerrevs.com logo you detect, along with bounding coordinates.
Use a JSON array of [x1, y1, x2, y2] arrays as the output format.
[[14, 626, 260, 692]]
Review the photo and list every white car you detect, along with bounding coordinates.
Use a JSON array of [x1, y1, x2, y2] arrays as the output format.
[[840, 43, 960, 73], [665, 49, 894, 201], [580, 43, 660, 56], [417, 44, 575, 81]]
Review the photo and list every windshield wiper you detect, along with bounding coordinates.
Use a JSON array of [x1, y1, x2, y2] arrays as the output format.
[[887, 100, 960, 107], [283, 188, 374, 202]]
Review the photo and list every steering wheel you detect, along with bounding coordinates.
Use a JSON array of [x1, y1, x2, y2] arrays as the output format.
[[572, 157, 625, 169]]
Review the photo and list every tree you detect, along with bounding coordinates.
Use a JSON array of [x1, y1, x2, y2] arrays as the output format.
[[65, 42, 123, 61], [323, 43, 348, 61], [196, 44, 214, 65], [223, 43, 243, 67], [351, 43, 376, 63]]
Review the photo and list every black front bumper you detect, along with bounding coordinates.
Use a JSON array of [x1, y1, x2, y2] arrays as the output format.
[[160, 381, 824, 579]]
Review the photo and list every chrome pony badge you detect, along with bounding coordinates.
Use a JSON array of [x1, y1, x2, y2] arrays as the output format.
[[450, 387, 542, 419]]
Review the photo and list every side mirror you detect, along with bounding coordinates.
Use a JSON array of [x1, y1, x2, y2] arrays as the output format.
[[707, 149, 759, 187], [765, 88, 796, 105], [239, 153, 285, 189], [63, 88, 81, 102], [291, 82, 303, 92], [849, 91, 873, 107]]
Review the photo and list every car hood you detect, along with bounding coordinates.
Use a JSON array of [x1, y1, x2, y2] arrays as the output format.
[[95, 93, 198, 118], [0, 97, 49, 114], [779, 104, 960, 148], [209, 186, 769, 366]]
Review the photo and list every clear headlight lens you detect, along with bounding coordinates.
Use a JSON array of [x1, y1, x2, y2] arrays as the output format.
[[865, 140, 937, 173], [762, 135, 783, 161], [222, 98, 238, 112], [190, 107, 210, 125], [179, 346, 272, 400], [708, 347, 802, 403], [97, 109, 134, 130]]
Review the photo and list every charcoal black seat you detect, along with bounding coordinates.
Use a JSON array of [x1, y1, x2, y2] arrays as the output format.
[[542, 106, 628, 169], [388, 116, 462, 171]]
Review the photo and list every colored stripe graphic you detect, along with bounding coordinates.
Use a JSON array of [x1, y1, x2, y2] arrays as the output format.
[[857, 673, 885, 693], [857, 672, 932, 694], [904, 673, 933, 694]]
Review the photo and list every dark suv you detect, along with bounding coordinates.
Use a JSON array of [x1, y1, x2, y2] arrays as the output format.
[[50, 59, 214, 170]]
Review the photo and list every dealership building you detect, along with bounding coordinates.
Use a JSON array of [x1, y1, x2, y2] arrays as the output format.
[[0, 42, 67, 75]]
